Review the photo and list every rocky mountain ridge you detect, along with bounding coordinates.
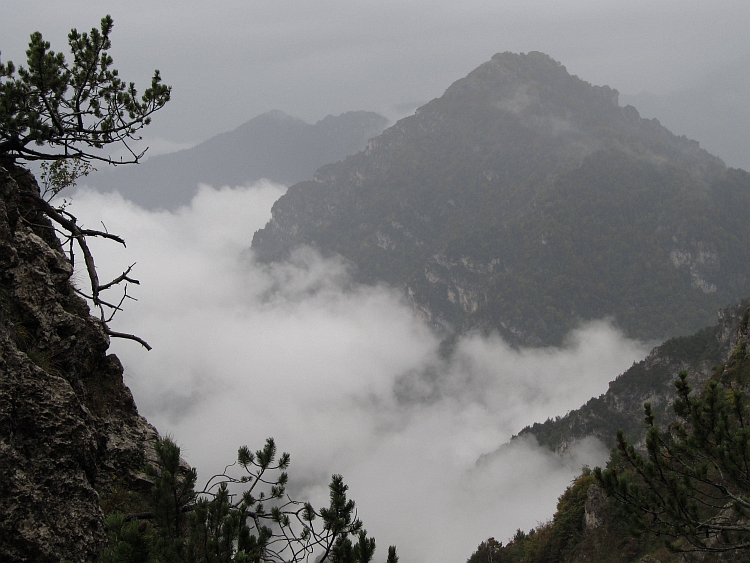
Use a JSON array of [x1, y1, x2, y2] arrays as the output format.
[[471, 301, 750, 563], [621, 53, 750, 171], [518, 300, 749, 455], [252, 51, 750, 346], [0, 166, 161, 562]]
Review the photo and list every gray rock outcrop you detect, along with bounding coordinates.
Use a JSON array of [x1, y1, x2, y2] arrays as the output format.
[[0, 166, 160, 562]]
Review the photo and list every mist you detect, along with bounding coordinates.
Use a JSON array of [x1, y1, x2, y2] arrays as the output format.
[[68, 182, 650, 563]]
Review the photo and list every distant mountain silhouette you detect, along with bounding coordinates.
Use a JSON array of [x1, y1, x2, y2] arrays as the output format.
[[253, 51, 750, 346], [85, 110, 389, 209]]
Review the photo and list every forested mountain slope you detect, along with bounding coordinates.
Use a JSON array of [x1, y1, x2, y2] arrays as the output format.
[[469, 302, 750, 563], [252, 51, 750, 346], [86, 110, 388, 210], [517, 300, 749, 454]]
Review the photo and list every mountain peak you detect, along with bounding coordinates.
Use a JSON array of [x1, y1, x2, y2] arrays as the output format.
[[252, 52, 749, 346], [442, 50, 619, 109], [255, 109, 304, 123]]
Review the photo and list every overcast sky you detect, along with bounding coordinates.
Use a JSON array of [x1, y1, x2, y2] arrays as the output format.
[[3, 0, 749, 153]]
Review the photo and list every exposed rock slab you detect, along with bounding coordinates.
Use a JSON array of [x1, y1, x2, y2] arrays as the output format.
[[0, 166, 160, 562]]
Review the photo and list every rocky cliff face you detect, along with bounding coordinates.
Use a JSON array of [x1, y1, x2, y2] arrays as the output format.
[[252, 51, 750, 346], [0, 166, 160, 562]]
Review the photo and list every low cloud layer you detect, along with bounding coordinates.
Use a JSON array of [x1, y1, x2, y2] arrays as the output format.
[[69, 183, 650, 563]]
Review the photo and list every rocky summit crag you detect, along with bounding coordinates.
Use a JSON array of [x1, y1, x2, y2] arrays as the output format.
[[0, 166, 161, 562], [252, 51, 750, 346]]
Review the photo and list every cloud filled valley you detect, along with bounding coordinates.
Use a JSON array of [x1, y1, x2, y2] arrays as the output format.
[[69, 182, 651, 563]]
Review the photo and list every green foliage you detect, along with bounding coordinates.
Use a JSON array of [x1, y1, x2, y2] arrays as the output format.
[[149, 437, 198, 536], [39, 156, 94, 201], [329, 530, 376, 563], [185, 484, 245, 563], [1, 15, 165, 352], [466, 537, 502, 563], [0, 15, 170, 165], [100, 513, 156, 563], [716, 312, 750, 386], [550, 468, 596, 552], [595, 369, 750, 553], [147, 437, 198, 562], [466, 471, 597, 563]]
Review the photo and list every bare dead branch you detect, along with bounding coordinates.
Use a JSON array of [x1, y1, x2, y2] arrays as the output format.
[[98, 264, 140, 292], [22, 190, 151, 350], [105, 328, 152, 351]]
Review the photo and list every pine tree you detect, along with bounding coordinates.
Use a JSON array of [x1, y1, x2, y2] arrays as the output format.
[[596, 369, 750, 553], [100, 513, 156, 563], [104, 437, 397, 563], [0, 15, 169, 166], [147, 437, 198, 562], [1, 16, 170, 349]]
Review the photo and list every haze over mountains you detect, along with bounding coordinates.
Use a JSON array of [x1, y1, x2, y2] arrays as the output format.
[[252, 51, 750, 346], [620, 54, 750, 172], [7, 42, 750, 563], [85, 110, 388, 209]]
